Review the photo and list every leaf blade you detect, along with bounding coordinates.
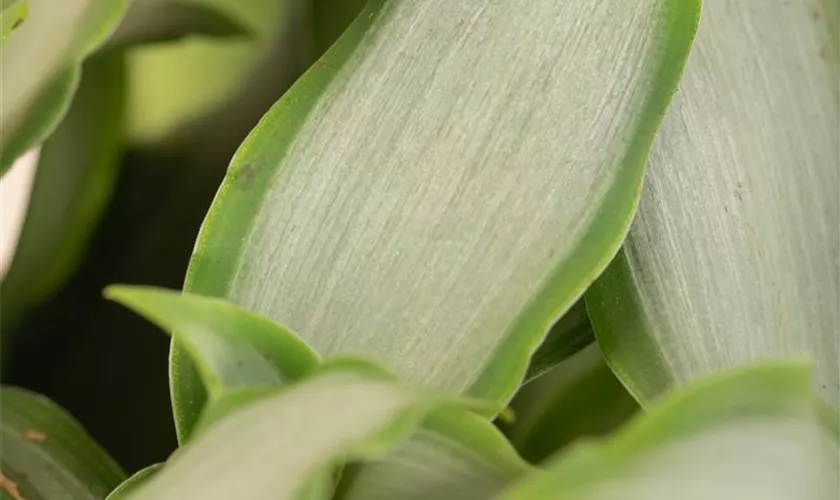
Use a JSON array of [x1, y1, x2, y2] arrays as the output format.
[[175, 0, 700, 440], [127, 369, 453, 500], [0, 386, 125, 500], [498, 362, 838, 500], [0, 0, 129, 172], [586, 0, 840, 408]]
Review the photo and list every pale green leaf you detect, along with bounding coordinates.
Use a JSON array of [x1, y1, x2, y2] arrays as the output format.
[[105, 285, 320, 442], [103, 0, 251, 50], [0, 0, 130, 173], [586, 0, 839, 407], [506, 344, 639, 464], [0, 0, 27, 43], [337, 408, 531, 500], [0, 386, 125, 500], [105, 464, 162, 500], [173, 0, 700, 439], [126, 369, 453, 500], [1, 53, 126, 346], [498, 362, 839, 500]]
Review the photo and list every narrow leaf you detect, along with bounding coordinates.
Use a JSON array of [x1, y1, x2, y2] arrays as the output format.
[[1, 53, 126, 346], [0, 0, 129, 173], [105, 285, 320, 441], [498, 362, 838, 500], [506, 344, 639, 464], [174, 0, 701, 440], [104, 1, 251, 50], [0, 386, 125, 500], [337, 409, 531, 500], [127, 369, 453, 500], [0, 0, 27, 43], [105, 464, 163, 500], [524, 300, 593, 383], [586, 0, 840, 407]]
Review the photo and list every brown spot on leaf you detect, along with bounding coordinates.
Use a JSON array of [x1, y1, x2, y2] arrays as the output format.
[[814, 6, 822, 19], [0, 472, 26, 500], [11, 18, 23, 29], [22, 429, 47, 443]]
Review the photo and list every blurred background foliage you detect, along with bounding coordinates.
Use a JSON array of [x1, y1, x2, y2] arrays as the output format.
[[1, 0, 368, 471]]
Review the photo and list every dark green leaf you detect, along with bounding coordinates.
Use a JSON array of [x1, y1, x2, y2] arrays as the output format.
[[0, 386, 125, 500], [524, 300, 593, 383], [1, 52, 126, 346], [506, 344, 639, 464]]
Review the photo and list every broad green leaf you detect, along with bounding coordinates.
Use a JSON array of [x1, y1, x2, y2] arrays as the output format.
[[498, 362, 838, 500], [1, 53, 126, 346], [174, 0, 701, 439], [506, 344, 639, 464], [0, 0, 129, 173], [0, 0, 27, 43], [0, 386, 126, 500], [524, 300, 593, 383], [103, 0, 251, 50], [337, 408, 531, 500], [105, 464, 163, 500], [127, 368, 454, 500], [586, 0, 840, 408], [105, 285, 320, 441]]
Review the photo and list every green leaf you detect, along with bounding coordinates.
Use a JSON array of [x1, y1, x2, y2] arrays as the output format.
[[506, 344, 639, 464], [586, 0, 839, 408], [124, 0, 287, 142], [126, 368, 455, 500], [498, 362, 838, 500], [1, 52, 126, 347], [105, 285, 320, 441], [337, 409, 530, 500], [174, 0, 701, 440], [0, 386, 126, 500], [105, 464, 163, 500], [524, 300, 593, 383], [103, 0, 251, 50], [0, 0, 130, 174], [0, 0, 27, 43]]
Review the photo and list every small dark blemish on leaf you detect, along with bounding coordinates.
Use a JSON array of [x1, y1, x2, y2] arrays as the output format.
[[11, 18, 23, 30], [814, 6, 822, 20], [233, 162, 257, 186]]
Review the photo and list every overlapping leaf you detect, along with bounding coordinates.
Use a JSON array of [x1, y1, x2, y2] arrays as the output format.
[[498, 362, 838, 500], [1, 53, 126, 347], [0, 386, 125, 500], [337, 409, 530, 500], [126, 368, 457, 500], [0, 0, 129, 173], [586, 0, 840, 407], [174, 0, 701, 440], [106, 285, 320, 441]]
